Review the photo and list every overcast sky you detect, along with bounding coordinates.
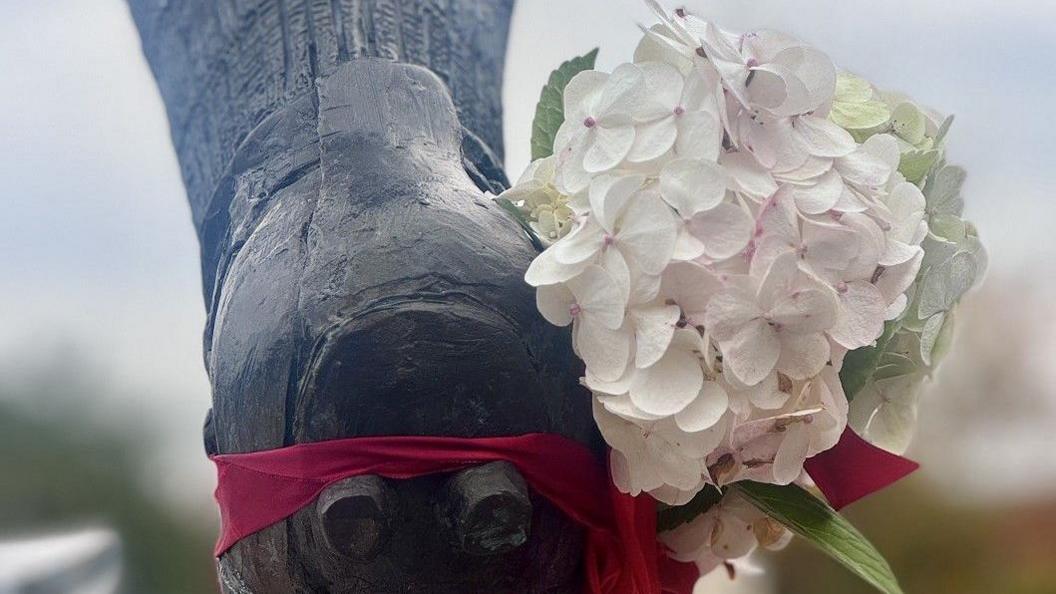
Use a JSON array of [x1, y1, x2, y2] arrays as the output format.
[[0, 0, 1053, 517]]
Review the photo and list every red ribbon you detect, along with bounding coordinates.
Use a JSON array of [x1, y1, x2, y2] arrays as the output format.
[[210, 429, 916, 594], [804, 428, 920, 510]]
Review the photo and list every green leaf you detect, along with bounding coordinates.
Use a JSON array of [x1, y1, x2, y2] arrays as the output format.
[[839, 320, 902, 401], [656, 486, 723, 532], [530, 48, 599, 161], [735, 482, 904, 594]]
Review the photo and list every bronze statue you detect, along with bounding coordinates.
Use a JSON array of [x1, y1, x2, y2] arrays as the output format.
[[129, 2, 600, 592]]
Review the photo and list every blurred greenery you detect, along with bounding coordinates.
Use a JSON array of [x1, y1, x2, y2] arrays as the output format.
[[767, 475, 1056, 594], [0, 375, 217, 594]]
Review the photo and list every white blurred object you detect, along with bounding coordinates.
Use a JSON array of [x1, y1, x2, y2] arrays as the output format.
[[0, 528, 122, 594], [694, 557, 775, 594]]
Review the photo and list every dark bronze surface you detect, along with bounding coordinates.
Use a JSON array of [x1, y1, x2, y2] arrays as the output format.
[[129, 2, 601, 591]]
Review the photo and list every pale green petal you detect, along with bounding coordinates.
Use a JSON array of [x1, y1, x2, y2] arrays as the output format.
[[918, 312, 945, 367], [834, 72, 875, 103], [891, 102, 927, 145], [918, 251, 979, 318], [924, 165, 966, 217], [898, 148, 941, 184], [829, 100, 891, 131]]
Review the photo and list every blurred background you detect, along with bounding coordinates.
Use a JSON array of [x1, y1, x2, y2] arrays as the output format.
[[1, 0, 1053, 592]]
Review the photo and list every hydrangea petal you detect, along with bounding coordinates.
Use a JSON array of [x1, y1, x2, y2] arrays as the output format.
[[879, 239, 921, 267], [639, 61, 685, 111], [589, 174, 642, 231], [535, 284, 575, 327], [672, 225, 708, 262], [660, 158, 728, 217], [718, 317, 781, 386], [525, 246, 590, 286], [829, 281, 885, 349], [595, 62, 648, 115], [722, 152, 779, 199], [793, 115, 856, 157], [837, 136, 897, 187], [775, 332, 830, 380], [688, 202, 754, 260], [576, 318, 633, 381], [563, 70, 609, 120], [616, 192, 679, 274], [675, 381, 730, 432], [674, 110, 723, 161], [791, 168, 844, 214], [711, 509, 760, 560], [773, 423, 810, 484], [635, 24, 694, 71], [631, 304, 681, 368], [567, 265, 627, 329], [629, 348, 705, 416], [598, 392, 665, 422], [553, 218, 603, 265], [598, 246, 632, 305], [875, 250, 923, 306], [704, 288, 763, 341], [802, 218, 859, 271], [702, 21, 751, 108], [769, 289, 838, 334], [582, 125, 636, 173], [627, 117, 678, 163], [775, 46, 836, 114], [745, 373, 789, 410], [662, 262, 723, 319]]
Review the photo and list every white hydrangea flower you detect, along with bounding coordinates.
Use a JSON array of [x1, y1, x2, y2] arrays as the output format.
[[704, 252, 838, 386], [660, 490, 792, 575], [595, 398, 728, 499], [535, 265, 632, 381], [702, 367, 848, 487], [553, 64, 652, 194], [497, 156, 578, 244], [505, 0, 973, 538], [631, 62, 724, 163]]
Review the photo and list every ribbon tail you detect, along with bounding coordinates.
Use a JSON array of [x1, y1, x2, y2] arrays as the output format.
[[658, 555, 701, 594], [805, 428, 920, 510]]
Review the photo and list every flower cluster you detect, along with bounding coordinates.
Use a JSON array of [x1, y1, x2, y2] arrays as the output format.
[[660, 490, 791, 575], [500, 0, 983, 576]]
